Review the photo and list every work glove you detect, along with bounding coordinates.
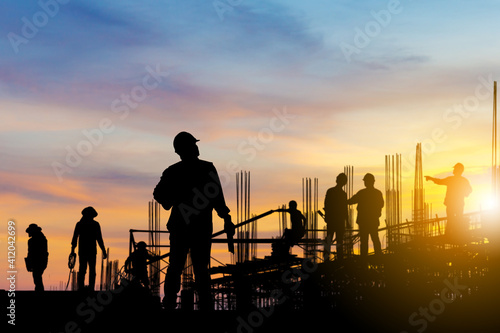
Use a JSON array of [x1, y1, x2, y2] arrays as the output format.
[[224, 215, 235, 237]]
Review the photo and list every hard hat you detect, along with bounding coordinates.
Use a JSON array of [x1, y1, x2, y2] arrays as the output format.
[[336, 173, 348, 183], [363, 173, 375, 182], [26, 223, 42, 233], [173, 131, 199, 152], [81, 206, 98, 218]]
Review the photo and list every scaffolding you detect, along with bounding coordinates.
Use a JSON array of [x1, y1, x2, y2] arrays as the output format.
[[385, 154, 402, 249], [343, 165, 355, 257], [235, 171, 256, 263], [302, 177, 319, 261], [148, 200, 162, 296]]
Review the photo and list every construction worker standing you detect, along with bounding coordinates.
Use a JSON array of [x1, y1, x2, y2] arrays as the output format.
[[153, 131, 235, 310], [425, 163, 472, 238], [71, 206, 107, 291], [324, 173, 349, 260], [347, 173, 384, 257], [25, 224, 48, 291]]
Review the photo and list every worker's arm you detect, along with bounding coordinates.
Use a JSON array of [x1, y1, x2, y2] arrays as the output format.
[[379, 191, 385, 209], [153, 168, 174, 210], [70, 223, 79, 254], [425, 176, 446, 185], [346, 192, 359, 205], [343, 196, 350, 228], [96, 224, 107, 259]]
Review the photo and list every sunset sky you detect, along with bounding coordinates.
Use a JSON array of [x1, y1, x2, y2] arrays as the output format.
[[1, 0, 500, 291]]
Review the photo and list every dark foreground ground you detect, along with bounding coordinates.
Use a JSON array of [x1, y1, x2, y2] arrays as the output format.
[[2, 282, 500, 333]]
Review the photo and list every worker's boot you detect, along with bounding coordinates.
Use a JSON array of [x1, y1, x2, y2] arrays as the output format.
[[89, 272, 96, 291], [77, 271, 85, 290]]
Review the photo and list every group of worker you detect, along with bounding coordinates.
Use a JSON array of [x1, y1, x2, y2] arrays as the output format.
[[322, 162, 471, 261], [24, 131, 472, 312], [25, 206, 107, 292]]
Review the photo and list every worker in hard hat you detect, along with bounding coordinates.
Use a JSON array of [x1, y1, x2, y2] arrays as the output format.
[[25, 223, 48, 291], [71, 206, 107, 291], [153, 131, 235, 310], [277, 200, 307, 246], [347, 173, 384, 257], [425, 163, 472, 238], [324, 173, 349, 261], [125, 241, 156, 290]]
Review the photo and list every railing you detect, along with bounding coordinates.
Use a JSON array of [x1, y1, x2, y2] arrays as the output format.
[[124, 210, 487, 297]]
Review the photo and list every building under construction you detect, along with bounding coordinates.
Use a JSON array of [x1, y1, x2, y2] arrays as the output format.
[[6, 83, 500, 333], [119, 82, 500, 331], [120, 148, 500, 331]]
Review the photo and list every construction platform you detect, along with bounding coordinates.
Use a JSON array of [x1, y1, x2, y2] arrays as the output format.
[[5, 238, 500, 333]]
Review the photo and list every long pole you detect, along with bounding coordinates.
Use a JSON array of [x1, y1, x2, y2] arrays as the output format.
[[494, 81, 498, 199]]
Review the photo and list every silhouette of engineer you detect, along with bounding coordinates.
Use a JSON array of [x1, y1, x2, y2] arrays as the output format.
[[153, 131, 235, 310], [425, 163, 472, 236], [347, 173, 384, 257], [125, 241, 156, 290], [71, 206, 107, 291], [25, 224, 48, 291], [276, 200, 306, 247], [324, 173, 349, 261]]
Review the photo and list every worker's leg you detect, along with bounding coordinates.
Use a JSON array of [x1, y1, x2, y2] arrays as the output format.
[[324, 227, 333, 261], [88, 255, 97, 291], [190, 236, 213, 310], [336, 228, 345, 259], [77, 255, 88, 290], [359, 226, 368, 257], [164, 234, 189, 310], [446, 206, 456, 236], [32, 269, 44, 291], [369, 224, 382, 255]]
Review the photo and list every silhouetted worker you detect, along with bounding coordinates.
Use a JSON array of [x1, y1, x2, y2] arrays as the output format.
[[71, 206, 107, 291], [25, 224, 48, 291], [125, 241, 156, 290], [153, 131, 235, 310], [277, 200, 306, 247], [425, 163, 472, 237], [347, 173, 384, 257], [324, 173, 349, 260]]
